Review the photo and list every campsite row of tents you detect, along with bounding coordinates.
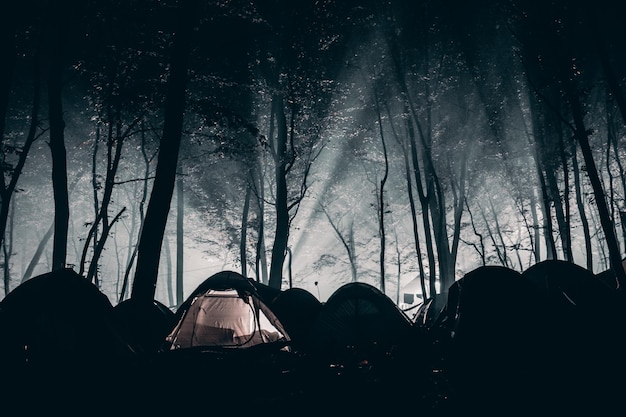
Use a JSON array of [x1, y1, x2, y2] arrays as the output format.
[[1, 261, 625, 415]]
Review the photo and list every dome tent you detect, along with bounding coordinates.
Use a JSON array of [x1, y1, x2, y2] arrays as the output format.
[[0, 268, 136, 369], [521, 260, 626, 414], [114, 298, 176, 354], [307, 281, 423, 376], [521, 259, 624, 353], [164, 270, 291, 350], [441, 265, 545, 372], [147, 271, 298, 415], [270, 287, 322, 352], [0, 268, 138, 414], [439, 265, 547, 414], [302, 281, 428, 413]]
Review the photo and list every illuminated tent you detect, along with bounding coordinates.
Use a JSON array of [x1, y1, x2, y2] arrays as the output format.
[[164, 270, 291, 350], [145, 272, 298, 415]]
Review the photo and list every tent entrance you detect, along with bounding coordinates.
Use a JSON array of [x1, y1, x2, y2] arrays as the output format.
[[166, 289, 285, 349]]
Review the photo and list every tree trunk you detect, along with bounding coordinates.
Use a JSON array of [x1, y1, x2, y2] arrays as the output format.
[[407, 113, 437, 297], [566, 82, 626, 288], [21, 223, 54, 283], [0, 12, 17, 254], [268, 95, 289, 290], [80, 116, 129, 284], [545, 165, 571, 261], [1, 50, 41, 283], [488, 196, 510, 268], [529, 185, 542, 263], [478, 200, 508, 267], [254, 172, 268, 284], [164, 233, 174, 308], [374, 91, 389, 294], [449, 154, 467, 278], [120, 126, 151, 302], [132, 0, 197, 302], [88, 125, 101, 282], [464, 197, 486, 265], [538, 166, 557, 260], [240, 184, 251, 278], [557, 129, 574, 262], [321, 204, 358, 283], [572, 144, 593, 270], [400, 131, 427, 298], [2, 196, 15, 295], [176, 162, 184, 306], [48, 8, 69, 272]]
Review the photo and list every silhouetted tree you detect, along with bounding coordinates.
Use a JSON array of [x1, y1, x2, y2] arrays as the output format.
[[132, 0, 198, 302]]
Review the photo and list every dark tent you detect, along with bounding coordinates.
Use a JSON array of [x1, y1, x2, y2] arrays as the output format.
[[164, 270, 291, 350], [521, 260, 626, 413], [438, 265, 547, 413], [306, 282, 424, 377], [309, 282, 414, 355], [270, 287, 322, 352], [114, 298, 176, 354], [523, 259, 620, 311], [0, 268, 138, 413], [522, 260, 625, 351], [0, 268, 135, 368], [301, 282, 428, 411]]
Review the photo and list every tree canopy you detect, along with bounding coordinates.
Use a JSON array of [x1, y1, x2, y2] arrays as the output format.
[[1, 0, 625, 306]]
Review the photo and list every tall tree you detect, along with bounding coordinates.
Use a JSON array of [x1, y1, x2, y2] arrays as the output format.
[[176, 161, 184, 306], [373, 85, 390, 294], [47, 1, 70, 271], [132, 0, 198, 302]]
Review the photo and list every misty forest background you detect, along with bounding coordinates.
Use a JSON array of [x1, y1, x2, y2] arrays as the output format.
[[1, 0, 625, 310]]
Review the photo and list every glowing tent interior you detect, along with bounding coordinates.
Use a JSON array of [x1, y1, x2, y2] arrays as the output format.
[[164, 270, 291, 350]]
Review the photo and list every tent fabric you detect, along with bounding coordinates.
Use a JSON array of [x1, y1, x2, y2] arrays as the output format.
[[0, 268, 140, 414], [165, 271, 290, 350], [521, 259, 626, 355], [438, 266, 549, 411], [308, 282, 415, 358], [520, 260, 626, 412], [0, 268, 136, 366], [442, 265, 544, 358], [522, 259, 619, 312], [304, 281, 428, 394], [114, 298, 176, 354], [270, 287, 322, 350]]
